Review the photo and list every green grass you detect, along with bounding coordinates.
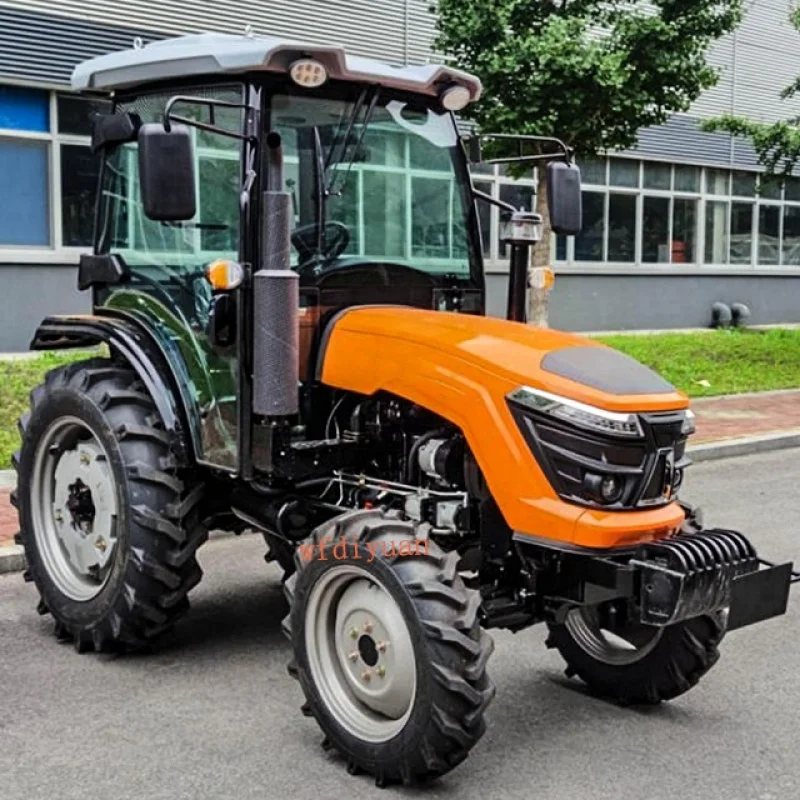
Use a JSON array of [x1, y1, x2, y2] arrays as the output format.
[[597, 327, 800, 398], [0, 329, 799, 469], [0, 351, 92, 470]]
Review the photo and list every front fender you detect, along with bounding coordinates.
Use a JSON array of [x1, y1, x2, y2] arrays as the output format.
[[30, 310, 201, 464]]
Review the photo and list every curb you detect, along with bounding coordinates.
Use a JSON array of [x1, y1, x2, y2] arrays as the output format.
[[687, 430, 800, 463], [0, 544, 25, 575]]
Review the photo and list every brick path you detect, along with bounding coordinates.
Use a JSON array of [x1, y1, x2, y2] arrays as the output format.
[[692, 389, 800, 443], [2, 389, 800, 549]]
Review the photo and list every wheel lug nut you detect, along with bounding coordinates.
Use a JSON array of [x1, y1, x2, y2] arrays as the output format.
[[376, 665, 386, 679], [349, 627, 359, 640], [363, 620, 374, 633], [377, 640, 388, 652], [348, 650, 359, 661], [54, 509, 64, 524], [95, 537, 107, 553], [361, 670, 372, 683], [80, 453, 91, 466]]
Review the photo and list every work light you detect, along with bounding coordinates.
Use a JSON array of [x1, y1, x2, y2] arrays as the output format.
[[289, 59, 328, 88]]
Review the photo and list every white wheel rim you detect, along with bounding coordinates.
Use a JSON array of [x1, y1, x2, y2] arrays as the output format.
[[565, 605, 663, 666], [30, 416, 118, 602], [304, 564, 417, 743]]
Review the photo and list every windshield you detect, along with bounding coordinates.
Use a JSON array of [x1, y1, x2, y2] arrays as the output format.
[[271, 92, 474, 278]]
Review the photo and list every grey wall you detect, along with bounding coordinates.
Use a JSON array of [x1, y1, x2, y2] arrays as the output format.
[[616, 0, 800, 168], [0, 0, 435, 82], [1, 266, 89, 351], [486, 272, 800, 331]]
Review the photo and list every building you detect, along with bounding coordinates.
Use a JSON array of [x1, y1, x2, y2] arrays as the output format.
[[0, 0, 799, 350]]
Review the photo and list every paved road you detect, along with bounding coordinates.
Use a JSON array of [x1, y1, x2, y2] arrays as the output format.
[[1, 449, 798, 800]]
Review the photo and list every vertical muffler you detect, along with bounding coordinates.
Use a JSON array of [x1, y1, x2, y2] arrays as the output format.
[[253, 132, 299, 417]]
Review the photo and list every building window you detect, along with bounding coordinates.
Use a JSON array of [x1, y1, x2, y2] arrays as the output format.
[[730, 202, 754, 265], [608, 193, 637, 261], [0, 86, 108, 257], [537, 156, 800, 269], [466, 163, 537, 267], [642, 196, 669, 263], [575, 192, 605, 261], [758, 205, 780, 264], [673, 198, 697, 263]]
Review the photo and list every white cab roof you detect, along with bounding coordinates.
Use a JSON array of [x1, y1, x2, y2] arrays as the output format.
[[71, 32, 482, 103]]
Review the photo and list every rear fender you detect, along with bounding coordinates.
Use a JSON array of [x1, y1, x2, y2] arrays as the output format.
[[30, 310, 201, 464]]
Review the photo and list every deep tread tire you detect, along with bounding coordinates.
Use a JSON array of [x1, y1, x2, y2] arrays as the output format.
[[546, 612, 726, 705], [283, 509, 495, 786], [16, 357, 207, 652]]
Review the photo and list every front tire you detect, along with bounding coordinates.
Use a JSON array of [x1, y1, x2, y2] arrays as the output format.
[[283, 509, 495, 786], [546, 604, 726, 705], [14, 357, 207, 652]]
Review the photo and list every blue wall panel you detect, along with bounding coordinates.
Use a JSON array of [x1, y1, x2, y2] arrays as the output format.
[[0, 139, 50, 245], [0, 85, 49, 131]]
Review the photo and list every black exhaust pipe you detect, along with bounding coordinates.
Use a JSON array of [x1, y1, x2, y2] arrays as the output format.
[[253, 131, 299, 417]]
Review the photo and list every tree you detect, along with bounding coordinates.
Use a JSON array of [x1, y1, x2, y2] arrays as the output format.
[[434, 0, 743, 323], [702, 9, 800, 183]]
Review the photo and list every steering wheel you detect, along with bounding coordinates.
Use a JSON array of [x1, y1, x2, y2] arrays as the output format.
[[292, 221, 351, 269]]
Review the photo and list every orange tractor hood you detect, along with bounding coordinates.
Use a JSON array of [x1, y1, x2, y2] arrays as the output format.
[[319, 306, 688, 413], [318, 306, 688, 550]]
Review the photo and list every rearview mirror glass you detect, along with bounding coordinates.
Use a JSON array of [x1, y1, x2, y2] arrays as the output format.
[[137, 123, 197, 221], [547, 161, 582, 236]]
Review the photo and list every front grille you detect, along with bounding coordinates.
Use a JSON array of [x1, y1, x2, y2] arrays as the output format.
[[510, 406, 689, 511]]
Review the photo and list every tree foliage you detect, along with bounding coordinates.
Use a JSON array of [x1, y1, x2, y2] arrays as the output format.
[[702, 9, 800, 180], [434, 0, 742, 320], [434, 0, 743, 156]]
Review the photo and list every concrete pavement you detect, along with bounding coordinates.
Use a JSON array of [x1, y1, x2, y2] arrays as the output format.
[[0, 448, 798, 800]]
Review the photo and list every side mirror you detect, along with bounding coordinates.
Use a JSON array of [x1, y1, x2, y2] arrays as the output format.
[[137, 123, 196, 221], [547, 161, 582, 236]]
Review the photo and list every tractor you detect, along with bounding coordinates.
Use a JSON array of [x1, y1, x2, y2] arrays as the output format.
[[13, 32, 795, 787]]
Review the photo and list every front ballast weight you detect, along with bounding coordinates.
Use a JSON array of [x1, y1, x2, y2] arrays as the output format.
[[630, 527, 793, 631]]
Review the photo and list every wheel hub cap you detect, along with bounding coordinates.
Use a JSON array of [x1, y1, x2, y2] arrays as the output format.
[[32, 418, 118, 602], [304, 565, 417, 743]]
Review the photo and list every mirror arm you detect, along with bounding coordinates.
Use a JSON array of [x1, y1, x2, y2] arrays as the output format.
[[472, 187, 518, 215], [469, 133, 574, 166], [167, 113, 256, 143], [163, 95, 256, 142], [482, 153, 564, 165]]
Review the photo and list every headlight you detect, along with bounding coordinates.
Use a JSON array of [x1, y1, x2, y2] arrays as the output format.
[[681, 408, 696, 436], [508, 386, 644, 439]]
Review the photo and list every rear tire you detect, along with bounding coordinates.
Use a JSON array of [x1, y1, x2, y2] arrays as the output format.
[[546, 605, 726, 705], [14, 357, 207, 652], [283, 509, 495, 786]]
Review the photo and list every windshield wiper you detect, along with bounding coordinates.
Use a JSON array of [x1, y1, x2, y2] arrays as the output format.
[[326, 86, 380, 198], [312, 125, 327, 261], [304, 87, 380, 267]]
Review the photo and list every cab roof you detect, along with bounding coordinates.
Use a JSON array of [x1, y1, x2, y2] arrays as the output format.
[[71, 32, 482, 103]]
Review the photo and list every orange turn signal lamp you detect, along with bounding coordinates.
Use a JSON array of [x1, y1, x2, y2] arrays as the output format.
[[205, 259, 244, 291]]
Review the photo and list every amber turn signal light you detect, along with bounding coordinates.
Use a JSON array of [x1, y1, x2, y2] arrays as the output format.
[[205, 259, 244, 291]]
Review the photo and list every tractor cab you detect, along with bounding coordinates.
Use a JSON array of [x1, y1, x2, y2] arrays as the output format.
[[68, 32, 580, 475]]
